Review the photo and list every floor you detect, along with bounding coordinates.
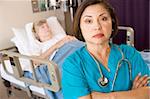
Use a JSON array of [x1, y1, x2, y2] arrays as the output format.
[[0, 77, 29, 99]]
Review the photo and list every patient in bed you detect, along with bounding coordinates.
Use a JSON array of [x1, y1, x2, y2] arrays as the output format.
[[30, 19, 75, 66], [23, 19, 84, 99]]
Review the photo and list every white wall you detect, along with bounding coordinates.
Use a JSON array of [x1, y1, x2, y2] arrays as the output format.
[[0, 0, 65, 50]]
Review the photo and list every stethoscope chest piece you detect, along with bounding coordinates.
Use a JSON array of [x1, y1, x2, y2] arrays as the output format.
[[98, 76, 109, 87]]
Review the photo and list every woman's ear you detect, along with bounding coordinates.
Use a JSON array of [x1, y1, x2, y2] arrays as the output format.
[[112, 18, 116, 31], [112, 19, 115, 24]]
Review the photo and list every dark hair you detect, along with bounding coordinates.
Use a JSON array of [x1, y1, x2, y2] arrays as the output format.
[[72, 0, 118, 41]]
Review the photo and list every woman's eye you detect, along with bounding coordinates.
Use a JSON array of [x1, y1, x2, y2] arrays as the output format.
[[102, 17, 108, 21], [85, 19, 92, 24]]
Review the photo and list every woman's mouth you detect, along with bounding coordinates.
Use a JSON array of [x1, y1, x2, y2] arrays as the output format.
[[92, 33, 104, 38]]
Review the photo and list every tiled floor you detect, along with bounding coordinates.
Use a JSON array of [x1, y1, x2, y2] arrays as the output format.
[[0, 77, 29, 99]]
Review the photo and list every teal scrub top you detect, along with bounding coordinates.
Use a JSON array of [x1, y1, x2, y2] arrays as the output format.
[[62, 44, 149, 99]]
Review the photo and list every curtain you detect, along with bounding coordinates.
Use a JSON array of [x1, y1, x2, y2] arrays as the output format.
[[109, 0, 149, 51]]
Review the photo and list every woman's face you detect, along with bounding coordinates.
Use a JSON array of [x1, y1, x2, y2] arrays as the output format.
[[37, 23, 52, 42], [80, 4, 112, 45]]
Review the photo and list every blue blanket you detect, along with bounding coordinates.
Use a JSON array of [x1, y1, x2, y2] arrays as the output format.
[[24, 40, 85, 99]]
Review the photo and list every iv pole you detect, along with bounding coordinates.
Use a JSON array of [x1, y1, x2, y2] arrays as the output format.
[[48, 0, 83, 34], [62, 0, 79, 35]]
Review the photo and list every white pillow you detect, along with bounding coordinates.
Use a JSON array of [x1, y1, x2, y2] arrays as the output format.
[[11, 28, 29, 55], [11, 28, 32, 72], [47, 16, 66, 35]]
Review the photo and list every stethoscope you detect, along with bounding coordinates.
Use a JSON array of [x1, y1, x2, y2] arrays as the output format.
[[87, 45, 132, 91]]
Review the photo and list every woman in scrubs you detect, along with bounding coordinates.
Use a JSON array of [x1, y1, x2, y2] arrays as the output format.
[[62, 0, 150, 99]]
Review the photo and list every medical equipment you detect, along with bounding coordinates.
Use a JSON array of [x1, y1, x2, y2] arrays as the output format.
[[88, 44, 132, 91], [118, 26, 134, 46]]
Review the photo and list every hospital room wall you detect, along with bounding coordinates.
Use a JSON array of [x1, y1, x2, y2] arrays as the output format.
[[0, 0, 65, 50]]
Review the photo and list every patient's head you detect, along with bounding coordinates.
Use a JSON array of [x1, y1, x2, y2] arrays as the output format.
[[32, 19, 53, 42]]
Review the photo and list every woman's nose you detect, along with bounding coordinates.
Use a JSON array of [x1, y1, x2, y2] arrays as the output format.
[[94, 21, 102, 30]]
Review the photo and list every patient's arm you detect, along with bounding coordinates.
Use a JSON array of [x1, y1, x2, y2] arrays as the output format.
[[32, 41, 61, 67], [39, 35, 76, 59], [32, 35, 76, 67]]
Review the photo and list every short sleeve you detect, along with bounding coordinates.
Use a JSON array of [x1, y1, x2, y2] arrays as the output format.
[[132, 51, 150, 83], [123, 45, 150, 85], [62, 55, 90, 99]]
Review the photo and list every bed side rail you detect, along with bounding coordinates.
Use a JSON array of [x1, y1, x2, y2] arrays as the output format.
[[0, 50, 61, 92], [118, 26, 134, 46]]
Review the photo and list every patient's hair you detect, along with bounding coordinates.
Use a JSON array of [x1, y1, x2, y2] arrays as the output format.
[[72, 0, 118, 41], [32, 19, 47, 40]]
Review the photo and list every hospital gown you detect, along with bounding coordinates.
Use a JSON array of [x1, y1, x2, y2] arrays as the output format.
[[24, 40, 84, 99], [62, 43, 150, 99]]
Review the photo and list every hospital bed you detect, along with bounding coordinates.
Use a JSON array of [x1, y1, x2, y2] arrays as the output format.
[[0, 16, 84, 99], [0, 16, 65, 99], [0, 17, 150, 99]]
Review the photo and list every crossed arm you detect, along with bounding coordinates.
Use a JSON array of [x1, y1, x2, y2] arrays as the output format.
[[90, 87, 149, 99], [79, 74, 150, 99]]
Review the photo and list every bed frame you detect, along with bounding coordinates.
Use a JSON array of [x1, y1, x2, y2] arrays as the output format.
[[0, 50, 61, 98]]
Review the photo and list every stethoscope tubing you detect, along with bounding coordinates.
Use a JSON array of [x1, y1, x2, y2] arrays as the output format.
[[87, 44, 132, 91], [111, 45, 132, 91]]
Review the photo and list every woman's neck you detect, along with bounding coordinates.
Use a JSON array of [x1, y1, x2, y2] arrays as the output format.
[[86, 42, 110, 58], [86, 42, 111, 71]]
